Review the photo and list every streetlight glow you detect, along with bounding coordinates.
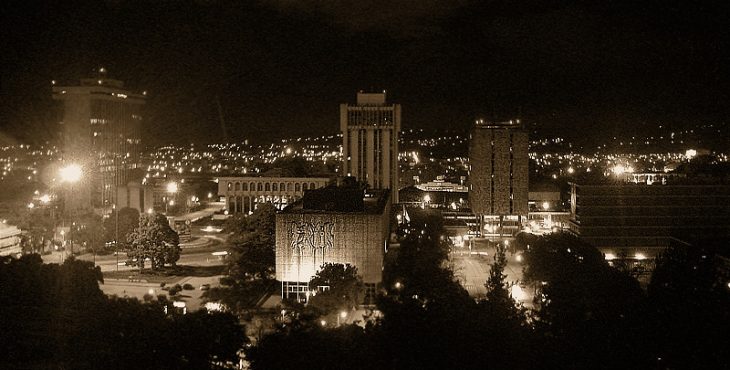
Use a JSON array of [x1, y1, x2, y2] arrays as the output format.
[[59, 164, 83, 183], [166, 181, 178, 193]]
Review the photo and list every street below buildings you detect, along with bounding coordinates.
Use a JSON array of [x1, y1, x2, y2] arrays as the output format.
[[451, 242, 533, 306]]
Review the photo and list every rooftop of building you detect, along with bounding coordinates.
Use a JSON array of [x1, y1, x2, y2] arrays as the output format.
[[281, 181, 390, 215], [473, 118, 524, 129], [351, 90, 389, 106], [218, 174, 331, 180], [570, 173, 730, 187], [51, 68, 146, 99]]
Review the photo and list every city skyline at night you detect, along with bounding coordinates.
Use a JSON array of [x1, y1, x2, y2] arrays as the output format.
[[1, 1, 729, 369]]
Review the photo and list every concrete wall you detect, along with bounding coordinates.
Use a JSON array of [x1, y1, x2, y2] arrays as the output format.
[[275, 212, 387, 284]]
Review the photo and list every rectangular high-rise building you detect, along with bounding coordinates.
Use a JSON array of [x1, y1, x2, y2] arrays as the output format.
[[469, 119, 529, 237], [341, 91, 401, 203], [53, 69, 144, 211]]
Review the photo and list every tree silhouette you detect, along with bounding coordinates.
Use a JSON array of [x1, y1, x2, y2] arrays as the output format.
[[127, 213, 180, 270], [308, 263, 364, 316], [103, 207, 140, 248], [207, 202, 277, 310]]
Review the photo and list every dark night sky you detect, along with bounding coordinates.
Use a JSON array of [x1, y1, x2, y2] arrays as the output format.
[[1, 0, 729, 147]]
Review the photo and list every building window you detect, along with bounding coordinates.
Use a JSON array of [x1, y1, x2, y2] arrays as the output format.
[[310, 182, 316, 189], [303, 183, 308, 191], [235, 182, 240, 191], [257, 183, 263, 191], [280, 182, 285, 192], [272, 183, 278, 191], [295, 183, 300, 192], [250, 182, 255, 191], [227, 182, 232, 191], [265, 183, 270, 191], [243, 182, 248, 191]]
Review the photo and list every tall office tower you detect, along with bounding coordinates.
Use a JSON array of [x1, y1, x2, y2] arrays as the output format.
[[469, 119, 529, 238], [340, 91, 401, 203], [53, 69, 144, 211]]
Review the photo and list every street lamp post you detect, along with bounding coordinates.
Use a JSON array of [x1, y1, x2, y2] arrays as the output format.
[[59, 163, 83, 259], [166, 182, 178, 215], [337, 310, 347, 326], [114, 204, 119, 272]]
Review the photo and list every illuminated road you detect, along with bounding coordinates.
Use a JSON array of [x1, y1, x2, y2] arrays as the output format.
[[451, 244, 532, 305]]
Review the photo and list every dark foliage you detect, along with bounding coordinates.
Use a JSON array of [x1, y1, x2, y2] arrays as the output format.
[[646, 240, 730, 369], [207, 202, 277, 311], [523, 232, 649, 368], [127, 213, 180, 270], [307, 263, 364, 315], [0, 254, 246, 369]]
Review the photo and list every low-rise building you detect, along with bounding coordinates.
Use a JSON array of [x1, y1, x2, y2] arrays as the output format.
[[0, 223, 22, 257], [275, 185, 391, 302], [218, 176, 330, 214], [568, 180, 730, 260]]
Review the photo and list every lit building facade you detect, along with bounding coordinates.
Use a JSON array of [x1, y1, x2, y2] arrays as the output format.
[[568, 181, 730, 260], [469, 119, 529, 238], [218, 176, 330, 214], [276, 186, 391, 302], [0, 223, 22, 257], [52, 69, 144, 211], [341, 91, 401, 202]]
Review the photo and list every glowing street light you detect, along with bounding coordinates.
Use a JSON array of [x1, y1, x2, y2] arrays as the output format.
[[337, 310, 347, 326], [510, 284, 527, 301], [59, 164, 83, 183], [166, 181, 179, 193], [611, 165, 626, 176]]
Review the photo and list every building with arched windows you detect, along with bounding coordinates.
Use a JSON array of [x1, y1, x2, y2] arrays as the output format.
[[218, 176, 331, 214]]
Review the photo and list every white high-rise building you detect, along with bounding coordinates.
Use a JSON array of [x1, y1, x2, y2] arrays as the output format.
[[52, 69, 144, 211], [340, 91, 401, 202]]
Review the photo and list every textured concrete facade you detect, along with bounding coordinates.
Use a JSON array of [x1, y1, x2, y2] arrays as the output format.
[[469, 120, 529, 216], [276, 189, 390, 300], [276, 212, 388, 284]]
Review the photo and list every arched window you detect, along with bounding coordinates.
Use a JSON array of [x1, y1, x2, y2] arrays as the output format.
[[257, 183, 263, 191], [250, 182, 255, 191], [227, 182, 232, 191], [295, 183, 300, 192], [310, 182, 316, 189], [243, 196, 251, 213], [287, 183, 292, 191], [303, 183, 309, 191], [243, 182, 248, 191], [234, 182, 240, 191], [265, 183, 270, 191], [280, 182, 285, 192], [272, 183, 278, 191]]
